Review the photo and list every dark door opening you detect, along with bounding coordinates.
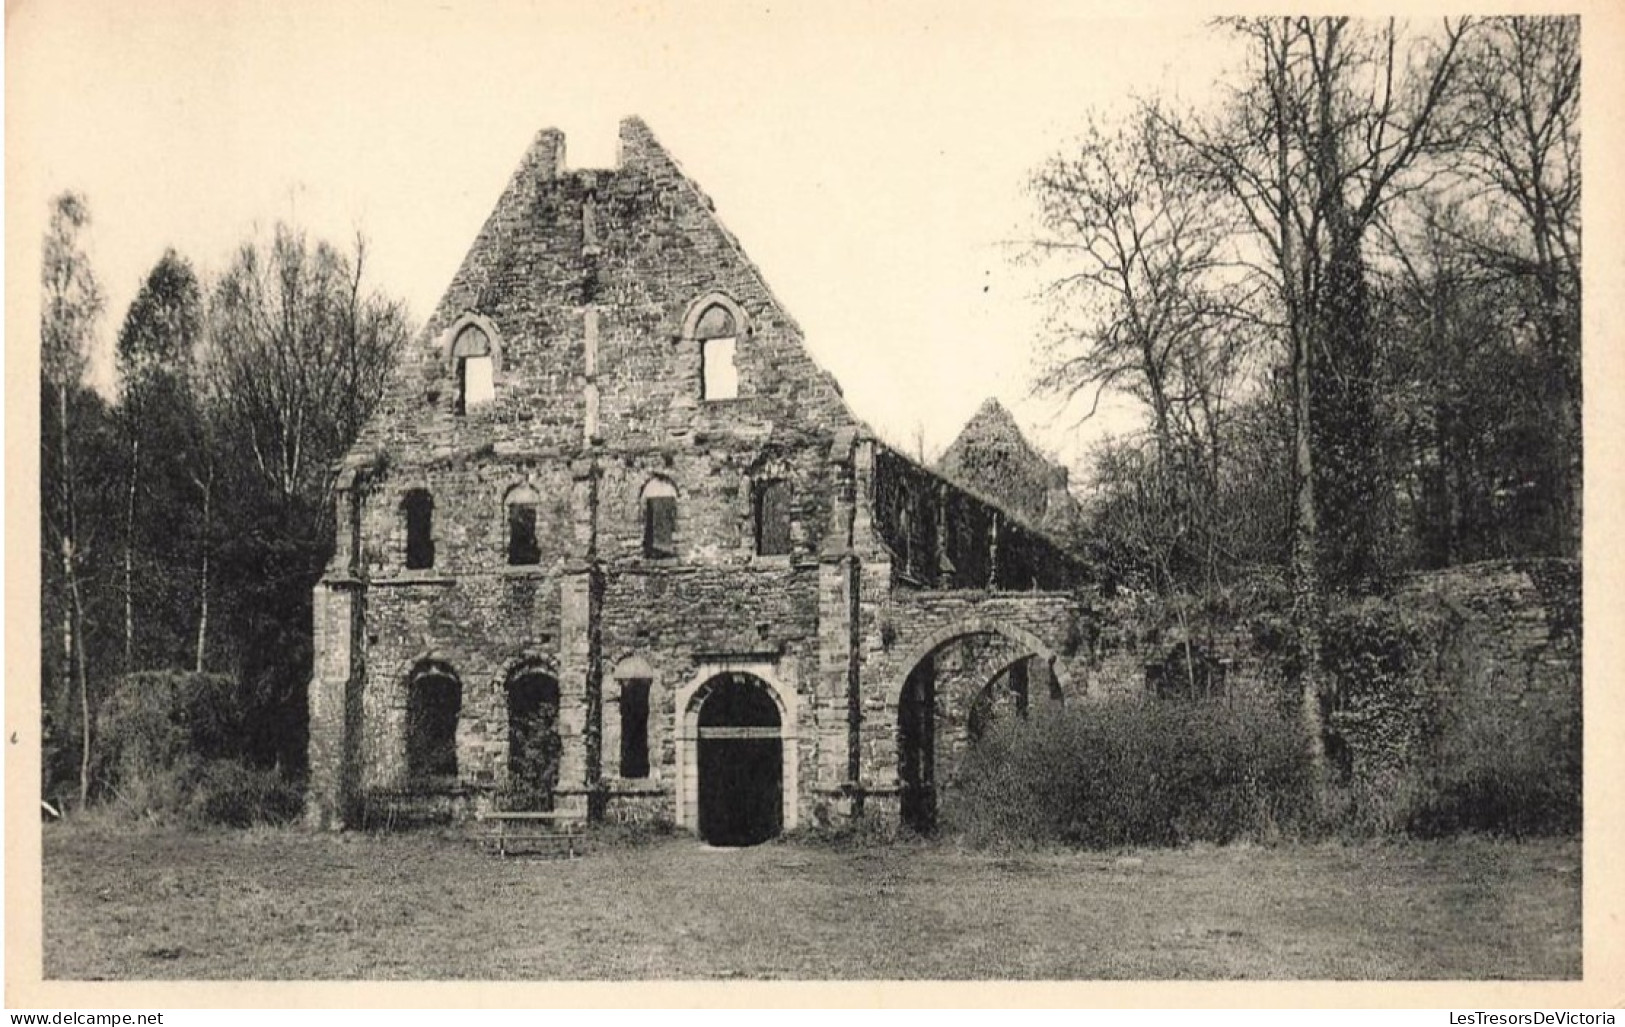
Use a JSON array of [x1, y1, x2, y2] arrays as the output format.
[[898, 656, 937, 834], [507, 672, 560, 811], [696, 674, 783, 846]]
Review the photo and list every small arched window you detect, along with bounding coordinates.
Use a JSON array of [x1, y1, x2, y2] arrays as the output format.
[[452, 324, 495, 413], [642, 478, 678, 558], [695, 304, 738, 401], [402, 489, 435, 570], [506, 484, 541, 566]]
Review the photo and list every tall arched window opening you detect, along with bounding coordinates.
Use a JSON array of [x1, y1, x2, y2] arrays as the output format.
[[619, 678, 651, 779], [695, 303, 738, 400], [452, 323, 495, 413], [754, 479, 792, 556], [406, 663, 461, 781]]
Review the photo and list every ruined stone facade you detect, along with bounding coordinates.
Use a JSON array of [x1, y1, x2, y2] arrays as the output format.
[[305, 118, 1098, 839], [936, 397, 1083, 543]]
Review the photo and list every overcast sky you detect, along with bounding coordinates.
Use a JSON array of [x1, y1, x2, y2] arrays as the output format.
[[10, 0, 1242, 468]]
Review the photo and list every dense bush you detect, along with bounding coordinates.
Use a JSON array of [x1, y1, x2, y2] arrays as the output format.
[[93, 670, 302, 826], [1403, 689, 1581, 838], [495, 707, 562, 812], [941, 698, 1316, 848]]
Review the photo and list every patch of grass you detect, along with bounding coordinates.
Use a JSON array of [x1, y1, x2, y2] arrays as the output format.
[[42, 823, 1578, 980]]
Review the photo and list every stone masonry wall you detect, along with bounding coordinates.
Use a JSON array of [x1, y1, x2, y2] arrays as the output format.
[[1072, 559, 1580, 782], [308, 117, 1125, 833], [311, 119, 868, 827]]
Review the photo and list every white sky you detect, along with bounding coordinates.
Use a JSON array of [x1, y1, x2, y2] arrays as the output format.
[[8, 0, 1240, 470]]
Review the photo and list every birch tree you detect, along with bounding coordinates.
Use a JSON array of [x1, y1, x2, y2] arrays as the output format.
[[40, 192, 105, 807]]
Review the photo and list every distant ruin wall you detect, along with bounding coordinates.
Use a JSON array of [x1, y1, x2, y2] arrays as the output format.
[[1077, 559, 1580, 780]]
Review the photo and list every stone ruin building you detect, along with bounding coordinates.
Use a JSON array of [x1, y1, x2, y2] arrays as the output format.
[[306, 117, 1581, 842], [304, 117, 1105, 843]]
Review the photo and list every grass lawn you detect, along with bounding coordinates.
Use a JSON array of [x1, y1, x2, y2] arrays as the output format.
[[41, 823, 1579, 980]]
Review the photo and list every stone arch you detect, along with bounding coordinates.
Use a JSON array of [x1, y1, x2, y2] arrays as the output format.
[[678, 291, 750, 341], [503, 481, 540, 505], [639, 474, 679, 501], [888, 618, 1069, 833], [439, 311, 505, 373], [397, 651, 472, 690], [491, 650, 557, 681], [672, 660, 799, 837], [964, 653, 1048, 743], [889, 617, 1071, 707]]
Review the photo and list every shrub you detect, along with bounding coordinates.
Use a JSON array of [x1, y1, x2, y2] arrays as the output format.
[[93, 670, 300, 827], [1404, 692, 1580, 838], [96, 671, 246, 783], [941, 697, 1316, 848], [183, 759, 304, 827]]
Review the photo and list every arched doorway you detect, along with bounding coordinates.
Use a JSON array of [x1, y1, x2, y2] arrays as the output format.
[[696, 673, 783, 846], [893, 624, 1069, 835]]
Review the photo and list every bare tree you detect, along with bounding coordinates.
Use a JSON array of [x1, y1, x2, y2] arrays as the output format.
[[1451, 16, 1580, 553], [1161, 17, 1471, 764], [204, 225, 410, 510], [1030, 112, 1246, 465], [40, 192, 105, 808]]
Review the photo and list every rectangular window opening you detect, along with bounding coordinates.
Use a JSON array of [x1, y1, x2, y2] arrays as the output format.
[[701, 337, 738, 400], [619, 679, 651, 779], [645, 496, 677, 558], [459, 354, 495, 412], [404, 492, 435, 570], [508, 503, 540, 565], [755, 480, 792, 556]]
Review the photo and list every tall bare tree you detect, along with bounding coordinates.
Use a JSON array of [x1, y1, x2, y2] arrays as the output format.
[[205, 226, 408, 508], [1451, 16, 1580, 554], [40, 192, 105, 807], [1161, 17, 1471, 763]]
